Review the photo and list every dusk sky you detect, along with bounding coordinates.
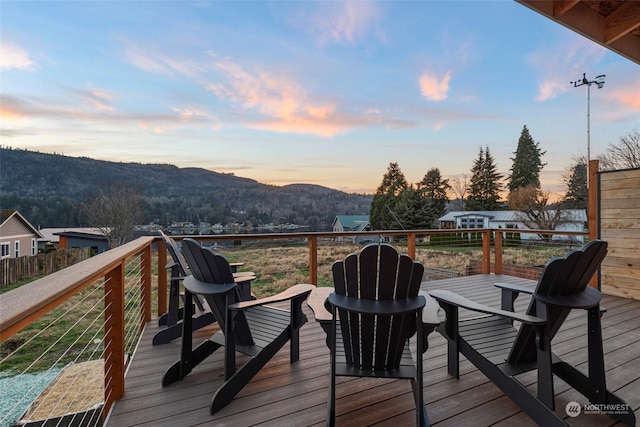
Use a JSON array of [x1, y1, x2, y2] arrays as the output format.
[[2, 1, 639, 196]]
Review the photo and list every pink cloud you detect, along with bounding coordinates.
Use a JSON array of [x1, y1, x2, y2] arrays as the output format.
[[0, 42, 37, 71], [307, 1, 382, 45], [536, 79, 566, 101], [610, 86, 640, 110], [206, 58, 367, 136], [419, 70, 451, 101]]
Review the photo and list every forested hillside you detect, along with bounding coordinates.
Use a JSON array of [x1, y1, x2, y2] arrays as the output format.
[[0, 148, 371, 230]]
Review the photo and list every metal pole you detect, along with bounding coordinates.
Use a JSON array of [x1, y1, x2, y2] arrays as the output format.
[[586, 82, 591, 166]]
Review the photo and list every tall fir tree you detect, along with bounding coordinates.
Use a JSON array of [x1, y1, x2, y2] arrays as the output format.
[[562, 158, 587, 209], [370, 162, 409, 229], [508, 125, 546, 198], [418, 167, 450, 227], [466, 146, 503, 211]]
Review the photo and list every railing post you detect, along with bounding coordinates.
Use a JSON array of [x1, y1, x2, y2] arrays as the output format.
[[309, 236, 318, 286], [142, 243, 152, 324], [407, 233, 416, 259], [482, 230, 491, 274], [494, 230, 503, 275], [157, 239, 167, 316], [588, 159, 599, 289], [104, 262, 125, 417]]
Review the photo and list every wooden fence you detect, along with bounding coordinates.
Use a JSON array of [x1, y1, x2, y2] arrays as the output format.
[[0, 248, 93, 287], [599, 167, 640, 300]]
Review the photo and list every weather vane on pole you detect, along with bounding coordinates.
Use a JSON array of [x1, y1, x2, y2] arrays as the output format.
[[571, 73, 606, 167]]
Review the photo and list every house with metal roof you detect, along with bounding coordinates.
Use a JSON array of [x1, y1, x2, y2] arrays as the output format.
[[438, 210, 587, 241], [331, 215, 370, 233]]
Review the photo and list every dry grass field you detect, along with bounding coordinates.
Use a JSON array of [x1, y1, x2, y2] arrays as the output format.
[[212, 240, 570, 298]]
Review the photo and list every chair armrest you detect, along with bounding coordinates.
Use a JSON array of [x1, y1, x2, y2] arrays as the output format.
[[233, 271, 255, 279], [494, 282, 535, 295], [233, 273, 256, 283], [429, 289, 546, 325], [418, 290, 442, 325], [534, 285, 602, 309], [327, 293, 426, 316], [183, 275, 236, 295], [230, 284, 314, 310], [307, 287, 333, 322]]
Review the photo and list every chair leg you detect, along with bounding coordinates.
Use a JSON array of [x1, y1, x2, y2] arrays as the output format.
[[290, 294, 308, 363], [438, 303, 460, 378], [210, 332, 291, 414], [535, 325, 555, 410], [327, 307, 337, 427]]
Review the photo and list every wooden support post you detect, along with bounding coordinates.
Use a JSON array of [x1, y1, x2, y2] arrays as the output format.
[[407, 233, 416, 260], [589, 159, 599, 289], [482, 230, 491, 274], [141, 243, 152, 324], [309, 236, 318, 286], [494, 230, 503, 275], [157, 240, 167, 316], [588, 159, 598, 241], [104, 262, 125, 416]]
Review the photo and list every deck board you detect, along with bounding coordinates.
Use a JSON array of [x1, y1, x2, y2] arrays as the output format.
[[106, 274, 640, 426]]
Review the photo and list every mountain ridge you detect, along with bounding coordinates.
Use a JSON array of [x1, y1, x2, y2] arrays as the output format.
[[0, 147, 372, 230]]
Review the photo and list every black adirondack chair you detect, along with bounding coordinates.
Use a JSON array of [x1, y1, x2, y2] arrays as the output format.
[[325, 243, 430, 426], [429, 240, 636, 426], [154, 231, 255, 345], [162, 238, 313, 415]]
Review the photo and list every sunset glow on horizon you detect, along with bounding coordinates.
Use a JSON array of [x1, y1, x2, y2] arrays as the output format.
[[1, 1, 639, 196]]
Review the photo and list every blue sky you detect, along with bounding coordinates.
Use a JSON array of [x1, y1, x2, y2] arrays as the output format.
[[2, 1, 639, 197]]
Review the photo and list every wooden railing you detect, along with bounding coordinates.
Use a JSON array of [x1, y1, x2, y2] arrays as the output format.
[[0, 228, 588, 424], [0, 236, 155, 419]]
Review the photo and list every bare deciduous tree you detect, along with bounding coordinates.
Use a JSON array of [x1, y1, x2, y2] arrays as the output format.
[[508, 185, 565, 241], [449, 174, 468, 211], [82, 182, 146, 248], [598, 129, 640, 170]]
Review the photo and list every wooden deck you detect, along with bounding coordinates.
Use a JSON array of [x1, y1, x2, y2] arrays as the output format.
[[106, 275, 640, 426]]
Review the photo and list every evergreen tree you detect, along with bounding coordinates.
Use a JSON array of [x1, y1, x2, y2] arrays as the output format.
[[508, 125, 546, 198], [466, 147, 503, 210], [370, 162, 409, 229], [395, 185, 427, 229], [562, 158, 587, 209], [418, 167, 450, 227]]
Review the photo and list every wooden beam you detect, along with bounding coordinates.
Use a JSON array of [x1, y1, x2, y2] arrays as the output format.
[[553, 0, 580, 18], [605, 1, 640, 44], [516, 0, 640, 65]]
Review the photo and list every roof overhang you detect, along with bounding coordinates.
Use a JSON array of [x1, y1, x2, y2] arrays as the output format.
[[516, 0, 640, 65]]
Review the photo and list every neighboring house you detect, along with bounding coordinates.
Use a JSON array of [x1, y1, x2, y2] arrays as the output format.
[[438, 210, 587, 241], [0, 210, 43, 259], [332, 215, 370, 233], [38, 227, 106, 251], [55, 230, 110, 254], [332, 215, 380, 244]]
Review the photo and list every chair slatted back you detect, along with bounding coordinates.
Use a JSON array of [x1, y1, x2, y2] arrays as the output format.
[[508, 240, 607, 363], [332, 243, 424, 370], [181, 238, 253, 345], [159, 230, 189, 276]]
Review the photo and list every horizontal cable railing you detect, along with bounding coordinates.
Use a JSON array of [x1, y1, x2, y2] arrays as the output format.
[[0, 229, 589, 426], [0, 237, 154, 427]]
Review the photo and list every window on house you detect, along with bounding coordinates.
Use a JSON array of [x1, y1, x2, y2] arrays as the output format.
[[31, 238, 37, 255], [459, 217, 483, 229], [15, 241, 20, 258], [1, 242, 9, 258]]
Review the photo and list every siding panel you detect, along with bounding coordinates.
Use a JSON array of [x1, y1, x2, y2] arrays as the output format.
[[599, 168, 640, 300]]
